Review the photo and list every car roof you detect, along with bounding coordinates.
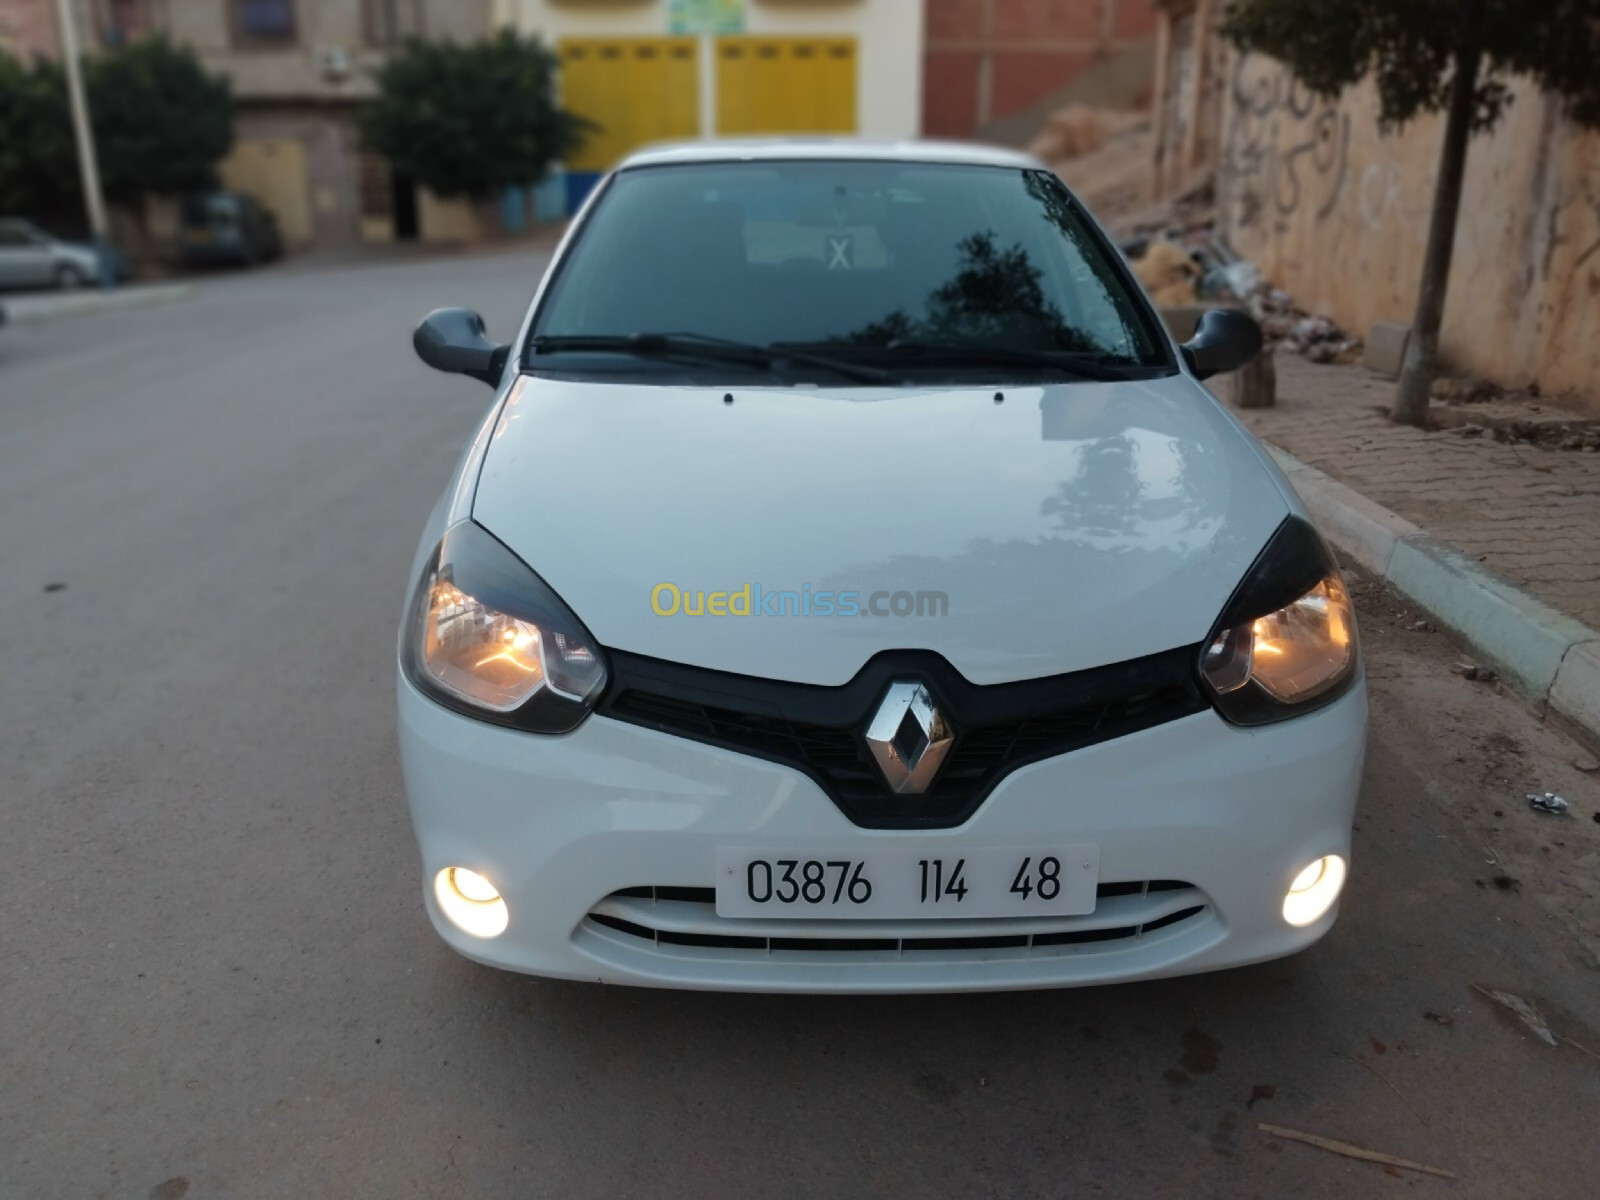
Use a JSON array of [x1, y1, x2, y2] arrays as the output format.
[[616, 138, 1044, 172]]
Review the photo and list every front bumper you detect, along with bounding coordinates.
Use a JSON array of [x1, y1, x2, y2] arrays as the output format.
[[398, 676, 1367, 993]]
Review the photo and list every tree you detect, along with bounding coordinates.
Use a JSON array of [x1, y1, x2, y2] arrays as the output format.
[[359, 31, 589, 201], [86, 37, 233, 209], [0, 38, 230, 228], [1221, 1, 1600, 426], [0, 48, 77, 220]]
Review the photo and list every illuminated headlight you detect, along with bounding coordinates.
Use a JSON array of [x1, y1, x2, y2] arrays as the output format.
[[1201, 518, 1358, 723], [1282, 855, 1346, 927], [434, 867, 509, 938], [404, 521, 607, 732]]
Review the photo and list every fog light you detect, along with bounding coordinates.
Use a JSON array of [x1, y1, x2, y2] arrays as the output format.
[[434, 867, 509, 938], [1282, 855, 1346, 927]]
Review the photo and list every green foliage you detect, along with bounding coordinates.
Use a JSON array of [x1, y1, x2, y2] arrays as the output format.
[[0, 48, 76, 219], [87, 36, 234, 204], [0, 38, 231, 223], [1221, 0, 1600, 131], [359, 31, 589, 199]]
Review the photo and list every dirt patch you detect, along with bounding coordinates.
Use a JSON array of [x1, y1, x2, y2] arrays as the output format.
[[1348, 567, 1600, 966]]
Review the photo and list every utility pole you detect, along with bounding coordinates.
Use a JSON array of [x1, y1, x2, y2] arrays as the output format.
[[54, 0, 111, 282]]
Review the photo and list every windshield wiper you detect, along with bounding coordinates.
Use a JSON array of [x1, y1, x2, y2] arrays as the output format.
[[858, 339, 1148, 382], [528, 333, 891, 383]]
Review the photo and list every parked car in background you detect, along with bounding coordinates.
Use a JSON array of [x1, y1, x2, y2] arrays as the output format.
[[0, 219, 106, 289], [179, 192, 283, 267]]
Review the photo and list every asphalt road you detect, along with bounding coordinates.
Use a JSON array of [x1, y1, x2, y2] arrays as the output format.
[[2, 253, 1598, 1200]]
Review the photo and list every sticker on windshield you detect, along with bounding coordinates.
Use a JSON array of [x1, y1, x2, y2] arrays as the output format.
[[825, 235, 853, 271]]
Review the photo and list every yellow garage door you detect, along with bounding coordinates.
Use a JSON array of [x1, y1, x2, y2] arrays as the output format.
[[219, 138, 311, 246], [716, 37, 857, 136], [560, 38, 700, 173]]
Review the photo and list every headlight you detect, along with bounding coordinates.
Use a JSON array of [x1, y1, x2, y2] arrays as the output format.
[[1201, 517, 1358, 724], [403, 521, 607, 732]]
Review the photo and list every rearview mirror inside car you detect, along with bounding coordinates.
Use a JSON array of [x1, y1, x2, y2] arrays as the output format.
[[413, 308, 510, 387], [1180, 309, 1264, 381]]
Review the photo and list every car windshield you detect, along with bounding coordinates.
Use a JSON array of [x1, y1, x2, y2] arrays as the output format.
[[528, 161, 1170, 380], [181, 195, 237, 225]]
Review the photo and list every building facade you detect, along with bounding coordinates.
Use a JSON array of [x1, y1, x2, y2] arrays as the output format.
[[6, 0, 496, 247], [500, 0, 923, 212], [923, 0, 1158, 142], [163, 0, 495, 246]]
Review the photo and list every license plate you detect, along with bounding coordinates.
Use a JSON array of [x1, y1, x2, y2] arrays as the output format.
[[715, 845, 1100, 919]]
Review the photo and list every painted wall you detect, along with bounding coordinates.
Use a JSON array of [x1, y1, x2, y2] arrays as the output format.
[[924, 0, 1158, 140], [1218, 53, 1600, 401], [0, 0, 60, 59], [503, 0, 922, 139]]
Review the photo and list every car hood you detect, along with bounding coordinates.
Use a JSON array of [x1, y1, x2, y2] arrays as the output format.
[[471, 374, 1293, 686]]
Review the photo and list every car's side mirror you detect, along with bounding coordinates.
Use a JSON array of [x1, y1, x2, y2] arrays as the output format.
[[1180, 308, 1263, 381], [413, 308, 510, 388]]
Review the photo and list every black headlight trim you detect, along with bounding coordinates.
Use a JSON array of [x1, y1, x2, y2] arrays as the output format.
[[1202, 516, 1359, 726], [402, 521, 610, 734]]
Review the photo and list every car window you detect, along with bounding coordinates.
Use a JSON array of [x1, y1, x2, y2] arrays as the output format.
[[0, 225, 40, 248], [531, 161, 1167, 370]]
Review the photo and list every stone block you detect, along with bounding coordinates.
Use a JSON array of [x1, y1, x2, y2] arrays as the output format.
[[1365, 321, 1411, 378], [1221, 351, 1276, 409]]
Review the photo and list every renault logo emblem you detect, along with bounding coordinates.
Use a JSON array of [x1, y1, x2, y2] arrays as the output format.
[[865, 681, 953, 794]]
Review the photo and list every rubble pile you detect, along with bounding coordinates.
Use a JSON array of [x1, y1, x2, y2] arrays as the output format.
[[1120, 222, 1360, 364]]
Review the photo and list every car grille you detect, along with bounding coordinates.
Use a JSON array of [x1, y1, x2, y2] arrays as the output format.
[[597, 646, 1207, 828], [581, 882, 1208, 959]]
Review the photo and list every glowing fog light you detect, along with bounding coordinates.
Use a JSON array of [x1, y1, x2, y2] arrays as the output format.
[[1281, 855, 1346, 927], [434, 867, 509, 938]]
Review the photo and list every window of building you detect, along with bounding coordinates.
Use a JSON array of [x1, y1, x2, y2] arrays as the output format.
[[359, 153, 393, 219], [234, 0, 295, 42], [101, 0, 150, 47], [365, 0, 423, 45]]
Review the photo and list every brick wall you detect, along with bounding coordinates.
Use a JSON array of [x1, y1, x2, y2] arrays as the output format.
[[923, 0, 1158, 138]]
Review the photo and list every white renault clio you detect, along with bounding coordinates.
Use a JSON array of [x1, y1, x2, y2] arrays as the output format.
[[398, 141, 1366, 992]]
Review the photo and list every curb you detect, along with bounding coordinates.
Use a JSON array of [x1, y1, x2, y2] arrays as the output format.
[[3, 284, 193, 324], [1268, 445, 1600, 749]]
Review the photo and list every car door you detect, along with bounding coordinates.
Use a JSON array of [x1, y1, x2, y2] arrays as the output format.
[[0, 224, 53, 287]]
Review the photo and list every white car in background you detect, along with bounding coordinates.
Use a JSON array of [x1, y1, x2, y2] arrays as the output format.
[[398, 140, 1366, 993], [0, 219, 102, 290]]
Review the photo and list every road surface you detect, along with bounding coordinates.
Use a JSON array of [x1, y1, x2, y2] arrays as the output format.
[[2, 252, 1597, 1199]]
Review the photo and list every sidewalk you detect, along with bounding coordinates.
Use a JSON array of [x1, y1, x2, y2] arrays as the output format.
[[2, 283, 192, 324], [1239, 352, 1600, 745], [1243, 355, 1600, 628]]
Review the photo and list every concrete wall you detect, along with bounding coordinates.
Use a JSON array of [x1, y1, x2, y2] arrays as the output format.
[[1218, 52, 1600, 403], [0, 0, 59, 59], [504, 0, 922, 139], [924, 0, 1158, 140]]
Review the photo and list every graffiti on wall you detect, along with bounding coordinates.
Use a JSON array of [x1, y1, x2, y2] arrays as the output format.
[[1223, 54, 1350, 230]]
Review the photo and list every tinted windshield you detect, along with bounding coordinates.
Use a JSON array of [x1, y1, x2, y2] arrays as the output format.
[[530, 161, 1169, 377]]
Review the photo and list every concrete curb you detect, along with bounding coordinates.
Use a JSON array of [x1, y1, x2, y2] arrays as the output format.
[[1269, 445, 1600, 749], [3, 284, 193, 324]]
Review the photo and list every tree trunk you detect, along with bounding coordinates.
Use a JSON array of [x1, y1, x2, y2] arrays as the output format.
[[1392, 43, 1482, 427]]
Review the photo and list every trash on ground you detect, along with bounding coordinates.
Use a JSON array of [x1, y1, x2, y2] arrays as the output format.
[[1423, 1010, 1453, 1026], [1526, 792, 1569, 815], [1256, 1124, 1455, 1179], [1457, 663, 1498, 682], [1246, 1083, 1275, 1109], [1473, 985, 1557, 1047], [1573, 756, 1599, 773], [1129, 240, 1200, 307]]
